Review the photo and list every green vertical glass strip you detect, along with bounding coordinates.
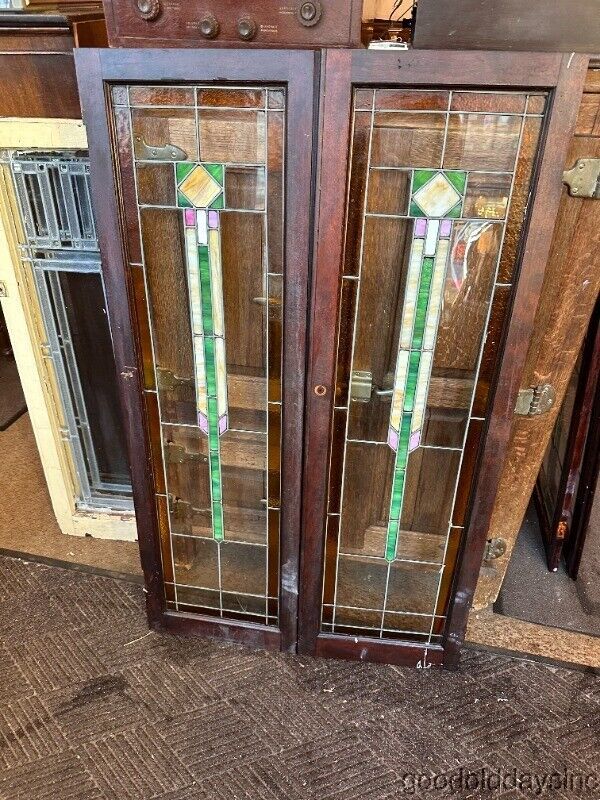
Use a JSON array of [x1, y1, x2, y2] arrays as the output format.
[[411, 257, 434, 349], [197, 244, 224, 542]]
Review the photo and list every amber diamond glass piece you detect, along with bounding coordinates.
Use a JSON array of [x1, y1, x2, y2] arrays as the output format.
[[177, 163, 223, 208]]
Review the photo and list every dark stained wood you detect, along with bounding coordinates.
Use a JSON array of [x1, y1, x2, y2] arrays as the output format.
[[316, 634, 444, 667], [350, 49, 562, 88], [162, 611, 281, 650], [0, 54, 80, 118], [538, 300, 600, 574], [299, 48, 589, 668], [445, 54, 589, 667], [75, 47, 317, 652], [565, 317, 600, 579], [413, 0, 600, 53], [472, 67, 600, 610], [298, 49, 352, 655], [104, 0, 362, 49]]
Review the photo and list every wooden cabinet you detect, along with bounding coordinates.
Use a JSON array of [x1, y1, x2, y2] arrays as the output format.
[[76, 46, 587, 665]]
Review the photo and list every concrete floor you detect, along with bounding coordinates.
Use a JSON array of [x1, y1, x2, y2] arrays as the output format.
[[497, 503, 600, 638], [1, 554, 600, 800]]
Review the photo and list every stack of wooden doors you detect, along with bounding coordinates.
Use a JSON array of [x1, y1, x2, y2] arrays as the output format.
[[75, 45, 589, 667]]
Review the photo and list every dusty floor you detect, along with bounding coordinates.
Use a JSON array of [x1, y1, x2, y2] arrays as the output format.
[[0, 413, 142, 579], [498, 503, 600, 637], [0, 554, 599, 800]]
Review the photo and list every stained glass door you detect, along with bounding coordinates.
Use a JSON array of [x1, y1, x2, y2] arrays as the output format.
[[77, 49, 315, 650], [300, 49, 587, 667]]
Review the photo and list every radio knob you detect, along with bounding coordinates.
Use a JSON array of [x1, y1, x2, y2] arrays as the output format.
[[199, 13, 220, 38], [297, 0, 322, 26], [136, 0, 161, 21], [237, 16, 257, 40]]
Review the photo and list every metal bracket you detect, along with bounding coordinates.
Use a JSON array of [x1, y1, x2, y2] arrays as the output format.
[[562, 158, 600, 198], [156, 367, 194, 392], [515, 384, 556, 417], [350, 370, 373, 402], [164, 441, 205, 465], [483, 537, 507, 561], [135, 136, 187, 161]]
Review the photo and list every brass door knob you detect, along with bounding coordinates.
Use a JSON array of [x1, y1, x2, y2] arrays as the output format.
[[136, 0, 161, 21]]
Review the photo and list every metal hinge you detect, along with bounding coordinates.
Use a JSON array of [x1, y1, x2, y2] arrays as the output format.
[[58, 425, 71, 442], [0, 281, 7, 298], [40, 342, 52, 359], [135, 136, 187, 161], [164, 441, 206, 465], [483, 537, 507, 561], [156, 367, 194, 392], [562, 158, 600, 198], [515, 383, 556, 416]]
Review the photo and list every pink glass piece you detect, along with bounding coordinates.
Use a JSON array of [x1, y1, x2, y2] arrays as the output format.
[[440, 219, 453, 238], [409, 430, 421, 452], [219, 414, 228, 435], [184, 208, 197, 227], [198, 413, 209, 434], [414, 218, 427, 237], [208, 210, 219, 229], [387, 428, 399, 452]]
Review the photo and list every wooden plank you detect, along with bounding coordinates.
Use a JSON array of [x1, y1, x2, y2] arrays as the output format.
[[0, 54, 80, 118], [414, 0, 600, 53], [473, 72, 600, 610]]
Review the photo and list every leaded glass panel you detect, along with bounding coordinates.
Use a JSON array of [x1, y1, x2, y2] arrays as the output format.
[[322, 89, 547, 645], [112, 85, 284, 625]]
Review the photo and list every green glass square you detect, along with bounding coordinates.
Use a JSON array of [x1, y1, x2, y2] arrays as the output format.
[[176, 162, 196, 183], [177, 189, 192, 209], [444, 170, 467, 194], [209, 192, 225, 210], [203, 163, 224, 185], [409, 201, 426, 218], [412, 169, 437, 193], [446, 200, 463, 219]]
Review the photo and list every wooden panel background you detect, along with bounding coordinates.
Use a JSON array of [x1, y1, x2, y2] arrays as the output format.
[[473, 64, 600, 609]]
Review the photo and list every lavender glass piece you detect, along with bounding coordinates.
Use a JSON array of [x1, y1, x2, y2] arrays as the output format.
[[440, 219, 453, 238], [409, 430, 421, 452], [414, 218, 427, 237], [208, 210, 219, 229]]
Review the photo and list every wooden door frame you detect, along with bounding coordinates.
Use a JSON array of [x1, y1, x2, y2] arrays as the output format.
[[75, 47, 318, 652], [535, 298, 600, 571], [299, 48, 588, 668]]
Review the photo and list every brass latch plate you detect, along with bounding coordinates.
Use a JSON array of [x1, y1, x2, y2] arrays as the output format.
[[562, 159, 600, 198]]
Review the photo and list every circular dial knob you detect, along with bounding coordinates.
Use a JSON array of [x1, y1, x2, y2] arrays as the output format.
[[297, 0, 322, 26], [136, 0, 161, 21], [199, 13, 220, 38], [237, 16, 257, 40]]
